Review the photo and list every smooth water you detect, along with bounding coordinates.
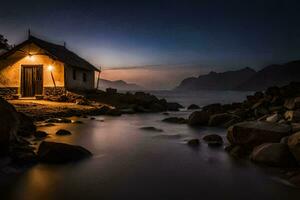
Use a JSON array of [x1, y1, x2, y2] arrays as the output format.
[[2, 90, 300, 200]]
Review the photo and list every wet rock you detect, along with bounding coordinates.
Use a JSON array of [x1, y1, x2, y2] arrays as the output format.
[[75, 98, 90, 105], [284, 111, 300, 123], [34, 131, 48, 139], [37, 141, 92, 164], [280, 136, 289, 144], [11, 147, 37, 165], [266, 113, 280, 123], [203, 134, 223, 146], [292, 123, 300, 133], [17, 112, 36, 137], [10, 139, 37, 165], [265, 86, 280, 97], [188, 111, 210, 126], [250, 143, 297, 167], [227, 121, 292, 148], [163, 112, 170, 116], [93, 106, 111, 115], [162, 117, 187, 124], [140, 126, 163, 132], [226, 145, 252, 158], [187, 139, 200, 146], [288, 132, 300, 164], [149, 103, 165, 112], [253, 104, 269, 117], [166, 102, 184, 111], [45, 118, 72, 123], [284, 97, 300, 110], [90, 117, 96, 120], [56, 129, 72, 136], [188, 104, 200, 110], [133, 105, 150, 113], [202, 134, 223, 144], [208, 113, 240, 127], [202, 103, 223, 114], [0, 97, 19, 154]]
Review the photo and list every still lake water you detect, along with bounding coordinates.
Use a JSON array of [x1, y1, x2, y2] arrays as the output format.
[[3, 90, 300, 200]]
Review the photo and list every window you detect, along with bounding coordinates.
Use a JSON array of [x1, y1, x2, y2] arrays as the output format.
[[83, 72, 87, 82], [73, 69, 76, 80]]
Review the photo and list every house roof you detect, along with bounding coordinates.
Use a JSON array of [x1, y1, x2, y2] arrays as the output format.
[[0, 36, 100, 72]]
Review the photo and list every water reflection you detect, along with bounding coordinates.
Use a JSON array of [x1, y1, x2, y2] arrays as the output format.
[[4, 112, 300, 200]]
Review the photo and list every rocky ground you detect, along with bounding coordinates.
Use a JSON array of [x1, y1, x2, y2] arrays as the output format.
[[186, 81, 300, 187], [0, 88, 184, 170], [2, 83, 300, 188], [8, 89, 184, 121]]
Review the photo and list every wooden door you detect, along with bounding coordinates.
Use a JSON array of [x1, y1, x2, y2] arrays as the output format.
[[21, 65, 43, 97]]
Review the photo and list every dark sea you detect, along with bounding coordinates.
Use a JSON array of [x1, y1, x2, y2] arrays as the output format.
[[2, 90, 300, 200]]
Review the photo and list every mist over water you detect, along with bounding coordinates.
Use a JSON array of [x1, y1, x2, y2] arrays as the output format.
[[3, 90, 300, 200]]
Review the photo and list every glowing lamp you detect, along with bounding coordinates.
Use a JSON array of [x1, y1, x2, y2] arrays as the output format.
[[27, 54, 35, 61], [48, 65, 54, 72]]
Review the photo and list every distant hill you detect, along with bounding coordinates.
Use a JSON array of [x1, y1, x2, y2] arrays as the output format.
[[175, 60, 300, 91], [236, 60, 300, 91], [98, 78, 143, 91], [175, 67, 256, 90]]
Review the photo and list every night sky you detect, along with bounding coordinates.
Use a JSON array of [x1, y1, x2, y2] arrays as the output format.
[[1, 0, 300, 89]]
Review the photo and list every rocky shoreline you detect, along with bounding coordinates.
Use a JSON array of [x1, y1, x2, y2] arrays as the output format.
[[9, 89, 184, 121], [185, 82, 300, 187], [0, 89, 184, 169], [1, 83, 300, 188]]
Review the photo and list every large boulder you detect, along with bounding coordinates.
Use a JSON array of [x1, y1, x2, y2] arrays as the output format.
[[202, 103, 223, 114], [284, 110, 300, 123], [284, 97, 300, 110], [227, 121, 291, 148], [202, 134, 223, 146], [10, 140, 37, 165], [288, 132, 300, 164], [188, 111, 211, 126], [250, 143, 297, 167], [0, 98, 19, 154], [37, 141, 92, 164], [265, 113, 280, 123], [17, 112, 36, 137], [187, 139, 200, 146], [187, 104, 200, 110], [208, 113, 240, 127], [56, 129, 72, 136], [166, 102, 183, 111], [292, 123, 300, 133]]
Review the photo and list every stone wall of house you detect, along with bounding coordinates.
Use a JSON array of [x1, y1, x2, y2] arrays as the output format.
[[65, 65, 95, 90], [0, 87, 18, 97], [43, 87, 66, 96]]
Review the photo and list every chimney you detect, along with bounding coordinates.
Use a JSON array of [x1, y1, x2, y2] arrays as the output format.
[[63, 42, 66, 48]]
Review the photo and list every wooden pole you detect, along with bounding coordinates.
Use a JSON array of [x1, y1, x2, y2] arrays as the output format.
[[51, 71, 56, 88], [96, 67, 101, 90]]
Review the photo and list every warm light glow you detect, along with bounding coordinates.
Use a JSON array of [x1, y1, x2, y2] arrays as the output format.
[[27, 54, 35, 61], [48, 65, 54, 72]]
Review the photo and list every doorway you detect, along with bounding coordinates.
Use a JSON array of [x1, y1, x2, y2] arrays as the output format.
[[21, 65, 43, 97]]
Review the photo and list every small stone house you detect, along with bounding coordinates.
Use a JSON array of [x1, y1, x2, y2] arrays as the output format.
[[0, 35, 100, 98]]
